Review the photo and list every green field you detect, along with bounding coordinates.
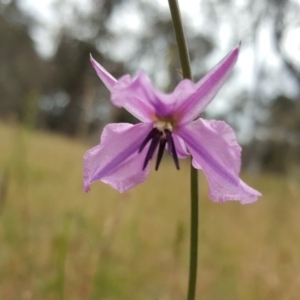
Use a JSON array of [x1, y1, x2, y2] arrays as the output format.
[[0, 123, 299, 300]]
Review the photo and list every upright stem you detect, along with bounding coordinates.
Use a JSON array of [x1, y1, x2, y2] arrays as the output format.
[[189, 166, 198, 300], [167, 1, 199, 300], [168, 0, 192, 79]]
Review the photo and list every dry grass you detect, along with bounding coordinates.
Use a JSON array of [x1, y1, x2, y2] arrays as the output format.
[[0, 122, 300, 300]]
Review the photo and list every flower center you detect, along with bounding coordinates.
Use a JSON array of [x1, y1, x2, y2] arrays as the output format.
[[154, 120, 173, 133], [139, 120, 179, 171]]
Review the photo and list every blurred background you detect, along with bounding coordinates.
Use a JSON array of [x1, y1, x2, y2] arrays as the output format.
[[0, 0, 300, 299]]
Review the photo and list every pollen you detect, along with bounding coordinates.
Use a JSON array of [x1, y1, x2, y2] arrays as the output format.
[[154, 120, 172, 132]]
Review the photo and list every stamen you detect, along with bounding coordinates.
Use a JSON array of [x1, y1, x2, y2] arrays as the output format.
[[155, 138, 167, 170], [140, 127, 179, 171], [142, 130, 162, 170], [139, 129, 156, 153], [166, 130, 180, 170]]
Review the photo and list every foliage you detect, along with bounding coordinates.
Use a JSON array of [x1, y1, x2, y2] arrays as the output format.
[[0, 122, 300, 299]]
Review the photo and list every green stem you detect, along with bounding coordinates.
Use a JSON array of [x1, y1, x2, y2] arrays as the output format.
[[188, 166, 198, 300], [167, 1, 199, 300], [168, 0, 192, 79]]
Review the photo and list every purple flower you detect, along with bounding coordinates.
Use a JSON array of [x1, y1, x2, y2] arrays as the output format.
[[84, 45, 261, 204]]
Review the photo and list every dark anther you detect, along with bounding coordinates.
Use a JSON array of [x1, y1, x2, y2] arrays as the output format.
[[142, 129, 162, 170], [140, 128, 180, 171], [155, 138, 167, 170], [139, 129, 156, 153], [165, 130, 179, 170]]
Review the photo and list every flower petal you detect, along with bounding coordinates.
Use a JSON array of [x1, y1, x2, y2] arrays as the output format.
[[176, 45, 240, 123], [112, 71, 179, 122], [84, 122, 153, 193], [176, 119, 261, 204], [171, 134, 190, 158], [90, 55, 118, 91], [111, 72, 158, 122]]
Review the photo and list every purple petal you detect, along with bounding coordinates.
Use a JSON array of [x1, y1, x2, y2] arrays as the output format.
[[112, 71, 178, 122], [171, 135, 190, 158], [176, 45, 240, 123], [90, 55, 118, 91], [84, 122, 153, 193], [176, 119, 261, 204]]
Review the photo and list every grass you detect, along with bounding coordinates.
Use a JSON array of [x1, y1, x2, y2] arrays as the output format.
[[0, 122, 300, 300]]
